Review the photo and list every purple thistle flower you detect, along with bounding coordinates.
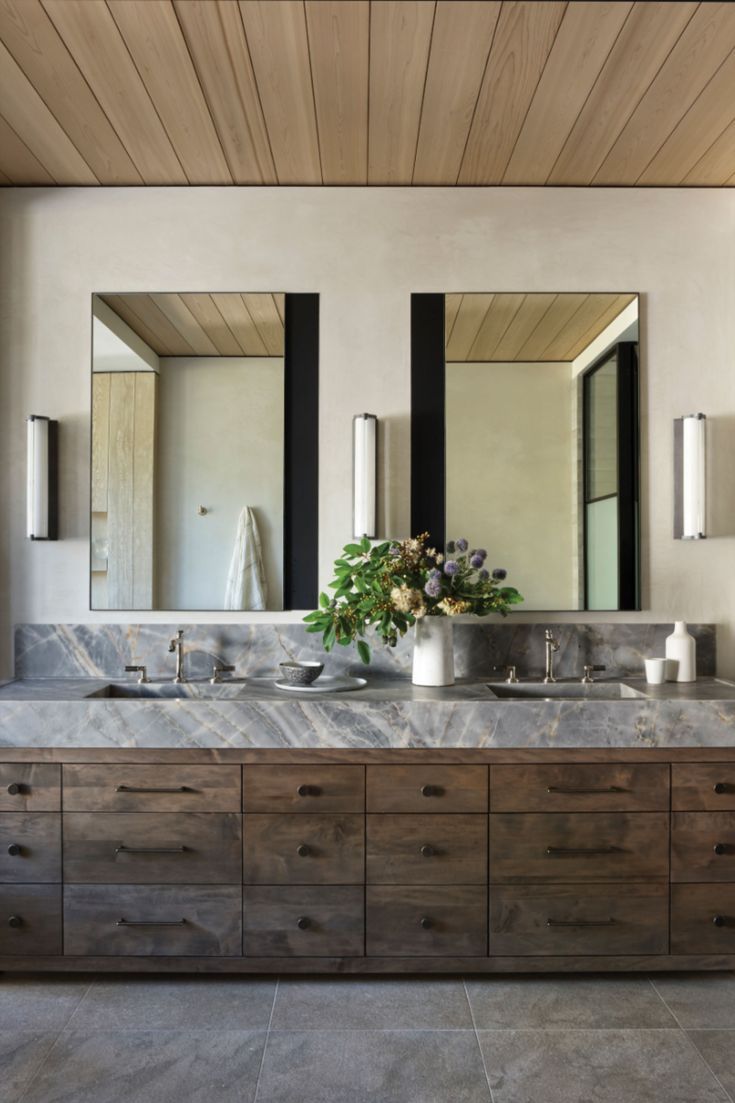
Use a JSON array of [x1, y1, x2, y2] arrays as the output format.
[[455, 538, 468, 553], [429, 568, 442, 579], [424, 577, 442, 598], [479, 568, 490, 581], [492, 567, 507, 580], [470, 554, 484, 569], [476, 548, 487, 560], [444, 560, 459, 576]]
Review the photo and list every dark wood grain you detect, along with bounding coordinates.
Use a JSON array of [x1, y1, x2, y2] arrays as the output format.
[[366, 765, 488, 812], [243, 814, 364, 884], [671, 884, 735, 954], [63, 884, 243, 956], [489, 812, 670, 883], [672, 764, 735, 810], [63, 813, 242, 884], [672, 812, 735, 882], [0, 764, 61, 811], [367, 885, 487, 956], [243, 765, 364, 812], [366, 814, 487, 884], [0, 813, 61, 883], [0, 884, 62, 955], [62, 764, 242, 812], [243, 885, 364, 956], [490, 763, 670, 812], [490, 883, 669, 955]]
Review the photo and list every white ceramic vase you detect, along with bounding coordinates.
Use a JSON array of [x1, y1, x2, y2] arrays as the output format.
[[665, 621, 696, 683], [412, 617, 455, 686]]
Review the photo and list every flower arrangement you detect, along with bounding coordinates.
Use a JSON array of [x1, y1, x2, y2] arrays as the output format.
[[303, 533, 523, 664]]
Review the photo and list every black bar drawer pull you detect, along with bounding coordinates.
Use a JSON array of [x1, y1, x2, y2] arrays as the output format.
[[546, 786, 623, 795], [547, 917, 616, 928], [546, 846, 620, 857], [421, 785, 444, 797], [114, 845, 188, 855], [115, 785, 194, 794], [297, 784, 321, 797], [116, 918, 187, 928]]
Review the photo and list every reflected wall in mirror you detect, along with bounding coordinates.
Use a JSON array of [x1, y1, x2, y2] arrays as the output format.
[[90, 292, 318, 611], [412, 292, 640, 612]]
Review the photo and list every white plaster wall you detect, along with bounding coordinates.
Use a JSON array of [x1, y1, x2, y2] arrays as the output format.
[[0, 188, 733, 676]]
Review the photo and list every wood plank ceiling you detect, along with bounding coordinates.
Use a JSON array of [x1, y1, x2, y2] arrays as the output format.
[[0, 1, 733, 188], [99, 293, 285, 356], [445, 292, 637, 361]]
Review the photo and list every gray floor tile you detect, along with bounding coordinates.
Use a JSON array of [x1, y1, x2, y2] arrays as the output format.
[[19, 1030, 266, 1103], [256, 1029, 491, 1103], [0, 1034, 57, 1103], [688, 1031, 735, 1099], [271, 977, 473, 1030], [465, 975, 678, 1029], [478, 1028, 729, 1103], [69, 975, 277, 1030], [0, 976, 92, 1030], [651, 973, 735, 1028]]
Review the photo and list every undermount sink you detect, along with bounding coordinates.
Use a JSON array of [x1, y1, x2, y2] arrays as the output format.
[[486, 681, 648, 701], [87, 681, 251, 700]]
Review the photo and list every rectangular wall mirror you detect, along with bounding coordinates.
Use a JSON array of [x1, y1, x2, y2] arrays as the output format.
[[90, 292, 318, 611], [411, 292, 640, 612]]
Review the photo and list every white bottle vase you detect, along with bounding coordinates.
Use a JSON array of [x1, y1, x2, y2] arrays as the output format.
[[412, 617, 455, 686], [665, 621, 696, 683]]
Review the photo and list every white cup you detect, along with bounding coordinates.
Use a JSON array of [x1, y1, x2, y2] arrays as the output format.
[[645, 657, 667, 685], [665, 658, 680, 682]]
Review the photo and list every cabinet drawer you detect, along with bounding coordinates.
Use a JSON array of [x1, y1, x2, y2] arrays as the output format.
[[64, 884, 242, 956], [671, 884, 735, 954], [367, 885, 487, 956], [490, 884, 668, 956], [489, 813, 669, 883], [672, 812, 735, 882], [0, 764, 60, 811], [490, 764, 669, 812], [62, 765, 242, 812], [366, 766, 487, 813], [243, 765, 364, 813], [63, 813, 242, 884], [0, 884, 62, 955], [0, 813, 61, 882], [243, 814, 364, 884], [673, 765, 735, 810], [366, 815, 487, 884], [243, 886, 364, 957]]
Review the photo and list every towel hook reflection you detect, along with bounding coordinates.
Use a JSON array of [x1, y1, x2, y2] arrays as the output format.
[[197, 505, 208, 516]]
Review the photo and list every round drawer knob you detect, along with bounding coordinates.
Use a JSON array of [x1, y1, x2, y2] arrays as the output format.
[[296, 844, 311, 858], [6, 783, 21, 796], [419, 916, 433, 930], [421, 785, 442, 798], [7, 915, 22, 929], [296, 916, 311, 930], [7, 843, 21, 857], [714, 843, 727, 856], [713, 915, 727, 927], [420, 844, 435, 858], [714, 783, 728, 794], [297, 784, 321, 798]]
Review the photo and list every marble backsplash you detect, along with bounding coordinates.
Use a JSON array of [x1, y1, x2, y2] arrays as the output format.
[[14, 622, 716, 682]]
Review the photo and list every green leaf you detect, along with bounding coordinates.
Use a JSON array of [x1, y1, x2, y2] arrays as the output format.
[[357, 639, 371, 665], [318, 593, 330, 609], [361, 537, 371, 553], [344, 543, 363, 557], [323, 622, 336, 651]]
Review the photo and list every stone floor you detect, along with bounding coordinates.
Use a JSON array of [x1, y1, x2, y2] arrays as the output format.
[[2, 972, 735, 1102]]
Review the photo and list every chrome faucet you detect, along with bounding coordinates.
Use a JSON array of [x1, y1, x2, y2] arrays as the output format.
[[543, 629, 560, 684], [168, 629, 186, 684]]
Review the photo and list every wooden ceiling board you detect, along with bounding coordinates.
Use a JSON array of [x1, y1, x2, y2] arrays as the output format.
[[99, 295, 172, 355], [594, 2, 735, 184], [210, 293, 269, 357], [466, 293, 526, 359], [490, 293, 558, 359], [548, 1, 699, 185], [0, 0, 141, 184], [0, 111, 54, 183], [42, 0, 187, 185], [183, 293, 245, 356], [412, 0, 501, 184], [368, 0, 436, 183], [457, 0, 567, 185], [562, 293, 637, 360], [305, 0, 369, 184], [241, 293, 285, 356], [173, 0, 277, 184], [503, 1, 634, 185], [150, 294, 220, 357], [239, 0, 322, 184], [445, 293, 495, 361], [107, 0, 232, 184], [516, 292, 588, 360], [684, 116, 735, 185]]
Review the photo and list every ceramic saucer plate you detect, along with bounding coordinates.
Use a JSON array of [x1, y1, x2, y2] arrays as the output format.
[[274, 675, 367, 693]]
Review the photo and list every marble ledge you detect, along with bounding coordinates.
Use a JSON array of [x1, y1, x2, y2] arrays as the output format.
[[1, 677, 735, 750]]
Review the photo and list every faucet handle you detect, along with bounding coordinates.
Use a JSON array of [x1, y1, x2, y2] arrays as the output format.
[[125, 665, 150, 685], [210, 663, 236, 685], [581, 664, 606, 684], [504, 665, 519, 684]]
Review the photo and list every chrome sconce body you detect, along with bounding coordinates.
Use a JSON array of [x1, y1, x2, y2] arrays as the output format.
[[674, 413, 706, 539], [26, 415, 58, 541], [353, 413, 378, 539]]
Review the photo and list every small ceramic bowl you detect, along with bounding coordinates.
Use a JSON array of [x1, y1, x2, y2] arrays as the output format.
[[279, 660, 324, 686]]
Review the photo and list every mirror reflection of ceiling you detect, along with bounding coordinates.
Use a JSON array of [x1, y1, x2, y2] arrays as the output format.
[[99, 293, 285, 357], [445, 293, 637, 363]]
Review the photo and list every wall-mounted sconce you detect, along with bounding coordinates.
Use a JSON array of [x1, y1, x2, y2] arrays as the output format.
[[353, 413, 377, 539], [27, 415, 58, 540], [674, 412, 706, 539]]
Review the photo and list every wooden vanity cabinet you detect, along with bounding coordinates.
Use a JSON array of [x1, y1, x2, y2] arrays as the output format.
[[2, 750, 735, 973]]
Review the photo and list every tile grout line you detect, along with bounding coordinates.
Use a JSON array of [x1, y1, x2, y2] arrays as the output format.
[[15, 974, 99, 1103], [463, 978, 496, 1103], [57, 973, 98, 1033], [646, 977, 735, 1103], [252, 976, 279, 1103]]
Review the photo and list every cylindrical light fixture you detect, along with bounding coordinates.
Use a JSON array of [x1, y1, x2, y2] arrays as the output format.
[[27, 415, 58, 540], [353, 413, 377, 539], [674, 412, 706, 539]]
